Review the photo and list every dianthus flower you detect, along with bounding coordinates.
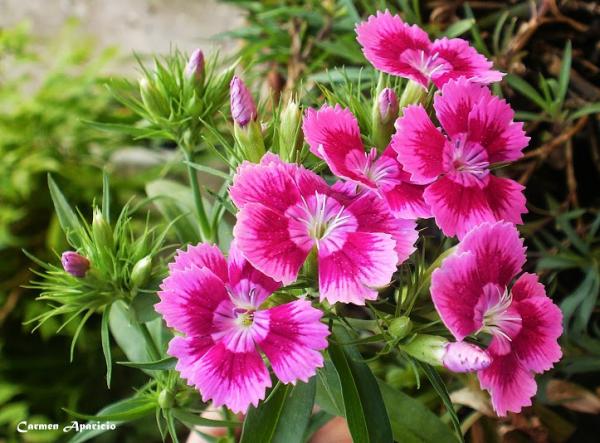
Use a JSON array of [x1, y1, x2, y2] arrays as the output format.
[[230, 153, 417, 305], [356, 10, 503, 89], [393, 78, 529, 238], [431, 222, 562, 415], [156, 242, 329, 413], [302, 104, 431, 219]]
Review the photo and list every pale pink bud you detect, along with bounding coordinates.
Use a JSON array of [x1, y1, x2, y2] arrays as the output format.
[[230, 76, 257, 127], [61, 251, 90, 278], [184, 48, 205, 82], [378, 87, 399, 124], [442, 342, 491, 373]]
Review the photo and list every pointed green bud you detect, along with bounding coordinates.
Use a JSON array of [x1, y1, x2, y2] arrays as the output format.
[[158, 389, 175, 409], [278, 98, 303, 162], [398, 80, 427, 113], [233, 121, 265, 163], [139, 77, 168, 119], [131, 255, 152, 288], [388, 316, 412, 339], [401, 334, 448, 366], [372, 87, 399, 150], [92, 208, 113, 250]]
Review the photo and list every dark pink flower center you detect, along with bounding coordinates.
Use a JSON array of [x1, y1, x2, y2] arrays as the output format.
[[443, 134, 489, 187], [475, 283, 522, 354]]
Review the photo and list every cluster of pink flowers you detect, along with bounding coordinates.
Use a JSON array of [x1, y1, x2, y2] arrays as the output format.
[[154, 10, 562, 418]]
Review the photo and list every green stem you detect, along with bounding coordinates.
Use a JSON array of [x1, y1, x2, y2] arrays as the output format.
[[183, 149, 213, 242], [140, 322, 161, 362]]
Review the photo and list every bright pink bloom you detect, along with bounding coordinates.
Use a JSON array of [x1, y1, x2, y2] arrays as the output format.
[[356, 10, 503, 89], [431, 222, 563, 416], [302, 104, 431, 219], [156, 242, 329, 413], [230, 153, 417, 305], [392, 78, 529, 238]]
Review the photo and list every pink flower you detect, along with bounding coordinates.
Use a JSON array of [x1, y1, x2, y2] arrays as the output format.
[[392, 78, 529, 239], [356, 10, 503, 89], [302, 104, 431, 219], [230, 153, 418, 305], [156, 242, 329, 413], [431, 222, 563, 416]]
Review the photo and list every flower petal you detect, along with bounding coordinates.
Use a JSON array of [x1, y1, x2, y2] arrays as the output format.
[[227, 241, 281, 307], [302, 105, 371, 186], [483, 176, 527, 227], [194, 342, 271, 414], [356, 11, 432, 87], [168, 243, 228, 281], [431, 251, 483, 340], [477, 353, 537, 416], [430, 38, 504, 88], [393, 104, 447, 184], [512, 275, 563, 373], [230, 160, 301, 213], [346, 192, 417, 264], [458, 221, 526, 288], [467, 93, 529, 163], [260, 299, 329, 384], [156, 267, 229, 336], [168, 335, 215, 385], [434, 77, 492, 139], [318, 231, 398, 305], [382, 181, 432, 219], [234, 203, 310, 285]]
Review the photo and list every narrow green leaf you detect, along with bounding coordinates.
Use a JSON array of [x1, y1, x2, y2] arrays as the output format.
[[328, 329, 393, 443], [558, 41, 572, 107], [240, 379, 316, 443], [116, 357, 176, 371], [378, 381, 458, 443], [101, 305, 112, 388], [442, 19, 475, 38], [171, 408, 239, 428], [506, 74, 547, 111], [102, 170, 111, 223], [64, 400, 156, 422], [48, 174, 82, 248], [570, 102, 600, 120]]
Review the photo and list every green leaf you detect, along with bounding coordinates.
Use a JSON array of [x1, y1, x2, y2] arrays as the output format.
[[116, 356, 176, 371], [315, 359, 345, 416], [101, 305, 112, 388], [146, 179, 201, 243], [171, 408, 239, 428], [240, 379, 316, 443], [67, 397, 156, 443], [108, 300, 152, 364], [47, 174, 82, 248], [102, 170, 111, 223], [570, 102, 600, 120], [378, 382, 458, 443], [442, 19, 475, 38], [328, 329, 393, 443], [558, 41, 572, 108], [64, 401, 156, 422], [506, 74, 547, 111], [417, 362, 464, 442]]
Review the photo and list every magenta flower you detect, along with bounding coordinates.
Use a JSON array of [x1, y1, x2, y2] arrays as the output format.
[[156, 242, 329, 413], [230, 153, 417, 305], [356, 11, 503, 89], [61, 251, 90, 277], [230, 76, 257, 127], [392, 78, 529, 239], [302, 104, 431, 219], [431, 222, 563, 415]]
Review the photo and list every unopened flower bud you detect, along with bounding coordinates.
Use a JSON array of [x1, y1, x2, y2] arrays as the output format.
[[398, 80, 427, 111], [61, 251, 90, 278], [184, 48, 205, 83], [278, 98, 302, 162], [139, 77, 167, 119], [378, 88, 399, 125], [92, 208, 113, 250], [131, 255, 152, 288], [230, 76, 257, 127], [401, 334, 448, 366], [158, 389, 175, 409], [388, 316, 412, 339], [442, 342, 491, 373]]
